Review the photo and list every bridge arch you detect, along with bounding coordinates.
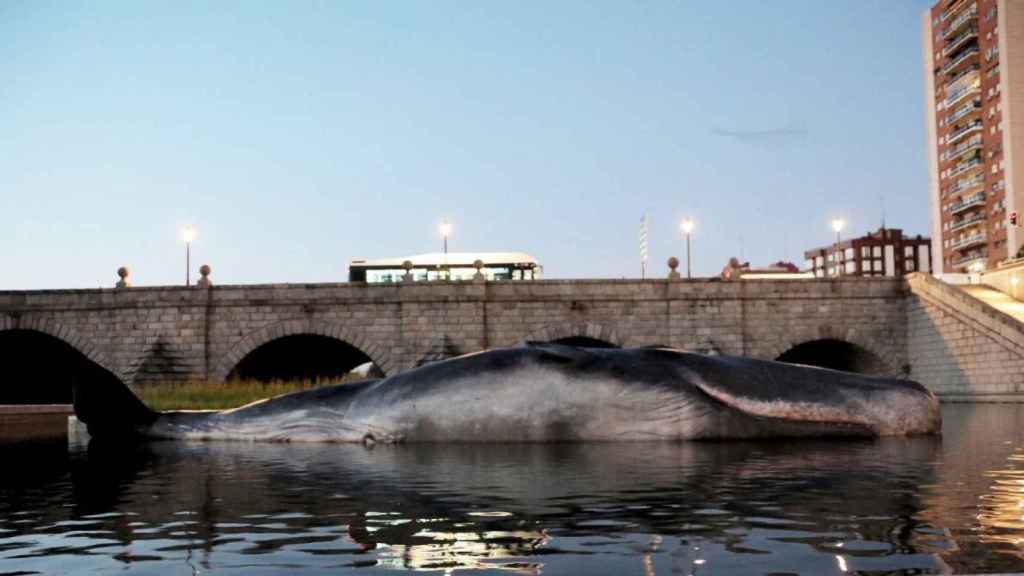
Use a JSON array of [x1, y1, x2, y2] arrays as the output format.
[[523, 322, 624, 348], [774, 338, 895, 375], [0, 323, 121, 403], [0, 315, 116, 379], [763, 322, 901, 376], [212, 319, 395, 383]]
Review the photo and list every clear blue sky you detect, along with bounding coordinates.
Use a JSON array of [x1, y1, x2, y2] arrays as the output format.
[[2, 1, 935, 289]]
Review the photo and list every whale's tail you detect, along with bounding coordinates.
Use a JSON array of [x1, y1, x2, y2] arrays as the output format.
[[72, 373, 158, 439]]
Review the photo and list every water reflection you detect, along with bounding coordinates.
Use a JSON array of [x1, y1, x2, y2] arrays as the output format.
[[917, 404, 1024, 574], [2, 435, 960, 575], [10, 406, 1024, 573]]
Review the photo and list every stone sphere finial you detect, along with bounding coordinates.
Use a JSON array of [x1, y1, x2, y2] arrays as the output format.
[[472, 259, 485, 282], [402, 260, 414, 271], [667, 257, 681, 280], [196, 264, 213, 288], [473, 259, 484, 271], [402, 260, 414, 282], [116, 266, 130, 288]]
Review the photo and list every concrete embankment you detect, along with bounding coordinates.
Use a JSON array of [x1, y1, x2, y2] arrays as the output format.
[[0, 404, 73, 441]]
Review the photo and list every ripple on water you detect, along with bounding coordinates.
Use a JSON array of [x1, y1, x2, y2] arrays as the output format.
[[0, 405, 1023, 574]]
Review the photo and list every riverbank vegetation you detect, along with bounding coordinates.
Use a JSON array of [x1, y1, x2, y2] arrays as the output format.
[[130, 374, 366, 411]]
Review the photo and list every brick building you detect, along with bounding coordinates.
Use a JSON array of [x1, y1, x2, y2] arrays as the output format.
[[923, 0, 1024, 272], [804, 228, 932, 278]]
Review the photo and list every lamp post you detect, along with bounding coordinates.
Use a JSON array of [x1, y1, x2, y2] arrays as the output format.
[[831, 218, 845, 277], [182, 226, 196, 286], [439, 219, 452, 280], [680, 218, 694, 279]]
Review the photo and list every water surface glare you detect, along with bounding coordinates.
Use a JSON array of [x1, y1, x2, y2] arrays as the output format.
[[3, 404, 1024, 574]]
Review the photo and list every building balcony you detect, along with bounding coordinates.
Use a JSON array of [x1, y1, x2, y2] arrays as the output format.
[[945, 98, 981, 125], [946, 64, 979, 87], [943, 4, 977, 38], [943, 27, 978, 57], [950, 232, 987, 250], [949, 212, 987, 231], [942, 47, 980, 74], [947, 155, 984, 179], [946, 119, 983, 145], [943, 173, 985, 197], [941, 0, 972, 22], [952, 251, 987, 268], [942, 134, 983, 162], [949, 192, 986, 215], [944, 80, 980, 109]]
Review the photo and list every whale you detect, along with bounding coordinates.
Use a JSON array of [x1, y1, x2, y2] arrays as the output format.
[[72, 342, 941, 442]]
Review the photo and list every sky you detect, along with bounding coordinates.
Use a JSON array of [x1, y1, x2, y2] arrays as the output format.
[[1, 1, 937, 289]]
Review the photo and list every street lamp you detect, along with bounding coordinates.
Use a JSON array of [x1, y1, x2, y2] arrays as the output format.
[[831, 218, 845, 277], [182, 226, 196, 286], [680, 218, 695, 279]]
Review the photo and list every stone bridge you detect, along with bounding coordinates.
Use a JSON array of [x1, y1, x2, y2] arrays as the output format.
[[1, 274, 1022, 402]]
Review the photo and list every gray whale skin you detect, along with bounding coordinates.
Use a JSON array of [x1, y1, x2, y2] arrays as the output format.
[[73, 342, 941, 442]]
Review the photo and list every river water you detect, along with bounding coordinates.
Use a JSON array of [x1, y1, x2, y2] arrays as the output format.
[[2, 404, 1024, 575]]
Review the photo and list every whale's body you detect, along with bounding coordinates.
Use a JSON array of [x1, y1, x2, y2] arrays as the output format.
[[74, 343, 941, 442]]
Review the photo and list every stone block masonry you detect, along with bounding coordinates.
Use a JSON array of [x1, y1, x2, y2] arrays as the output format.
[[2, 275, 1022, 401], [906, 273, 1024, 401]]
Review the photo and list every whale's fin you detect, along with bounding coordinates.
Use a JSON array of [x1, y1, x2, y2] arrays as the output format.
[[72, 373, 159, 439]]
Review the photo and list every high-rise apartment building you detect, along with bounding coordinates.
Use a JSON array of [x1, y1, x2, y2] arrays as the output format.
[[923, 0, 1024, 273]]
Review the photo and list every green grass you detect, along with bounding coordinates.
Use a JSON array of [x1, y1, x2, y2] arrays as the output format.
[[130, 374, 366, 411]]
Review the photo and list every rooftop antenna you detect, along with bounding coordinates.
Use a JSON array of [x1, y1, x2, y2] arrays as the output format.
[[880, 194, 886, 230]]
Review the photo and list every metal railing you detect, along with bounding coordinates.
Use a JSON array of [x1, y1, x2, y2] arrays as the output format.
[[952, 251, 987, 266], [943, 4, 977, 37], [944, 82, 980, 109], [941, 0, 971, 22], [945, 99, 981, 124], [949, 192, 986, 214], [946, 64, 979, 87], [943, 27, 978, 57], [950, 212, 987, 231], [942, 47, 980, 74], [944, 173, 985, 197], [947, 155, 983, 179], [950, 232, 986, 250], [946, 119, 982, 144], [942, 134, 983, 162]]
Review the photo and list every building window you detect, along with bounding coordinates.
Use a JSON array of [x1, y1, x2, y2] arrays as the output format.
[[873, 246, 882, 258]]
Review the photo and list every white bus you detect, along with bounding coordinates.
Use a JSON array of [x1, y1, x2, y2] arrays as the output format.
[[349, 252, 542, 283]]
